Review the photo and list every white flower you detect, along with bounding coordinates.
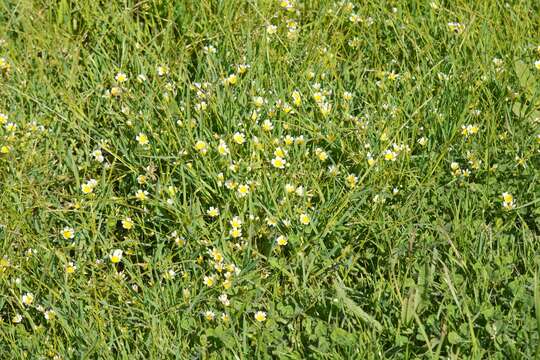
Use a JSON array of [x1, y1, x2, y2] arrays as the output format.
[[115, 72, 128, 83], [157, 65, 169, 76], [207, 207, 220, 217], [218, 294, 230, 306], [501, 192, 515, 210], [110, 249, 123, 263], [254, 311, 267, 322], [92, 149, 104, 162], [276, 235, 288, 246], [271, 156, 286, 169], [12, 313, 22, 323], [44, 309, 56, 321], [266, 25, 277, 34], [233, 132, 246, 144], [22, 293, 34, 306]]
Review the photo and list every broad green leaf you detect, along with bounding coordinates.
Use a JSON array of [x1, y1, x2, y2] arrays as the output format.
[[448, 331, 462, 344], [515, 60, 535, 94], [512, 101, 527, 118], [330, 327, 356, 347]]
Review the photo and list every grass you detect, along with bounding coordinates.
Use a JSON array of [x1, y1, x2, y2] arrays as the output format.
[[0, 0, 539, 358]]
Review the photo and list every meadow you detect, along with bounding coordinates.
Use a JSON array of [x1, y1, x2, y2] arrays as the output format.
[[0, 0, 539, 358]]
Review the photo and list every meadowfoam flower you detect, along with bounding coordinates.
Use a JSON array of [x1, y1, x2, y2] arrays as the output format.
[[65, 261, 76, 274], [315, 148, 328, 161], [229, 227, 242, 238], [450, 162, 461, 176], [319, 102, 332, 116], [81, 179, 98, 194], [110, 249, 123, 264], [135, 189, 149, 201], [156, 65, 169, 76], [383, 149, 398, 162], [5, 122, 17, 132], [203, 275, 215, 287], [217, 140, 230, 155], [92, 149, 104, 162], [44, 309, 56, 321], [203, 45, 217, 54], [274, 147, 287, 158], [283, 135, 295, 146], [237, 184, 250, 197], [253, 96, 265, 108], [492, 57, 503, 69], [280, 0, 293, 10], [210, 248, 224, 263], [164, 269, 176, 280], [292, 90, 302, 106], [346, 174, 358, 188], [237, 63, 250, 74], [285, 183, 295, 193], [299, 213, 310, 225], [194, 101, 208, 112], [12, 313, 22, 323], [171, 231, 186, 246], [0, 57, 10, 73], [283, 102, 294, 114], [312, 92, 324, 103], [262, 119, 274, 132], [254, 311, 267, 322], [350, 13, 361, 23], [461, 124, 479, 137], [218, 294, 230, 306], [136, 133, 149, 146], [271, 156, 286, 169], [207, 207, 220, 217], [110, 86, 122, 97], [266, 24, 277, 35], [194, 140, 208, 154], [367, 153, 375, 166], [115, 72, 128, 83], [225, 179, 237, 190], [204, 310, 215, 321], [223, 73, 238, 86], [501, 192, 515, 210], [229, 217, 243, 230], [265, 217, 277, 227], [122, 217, 134, 230], [233, 132, 246, 144], [21, 292, 34, 306], [342, 91, 353, 101], [61, 227, 75, 240], [137, 175, 147, 185], [276, 235, 288, 246]]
